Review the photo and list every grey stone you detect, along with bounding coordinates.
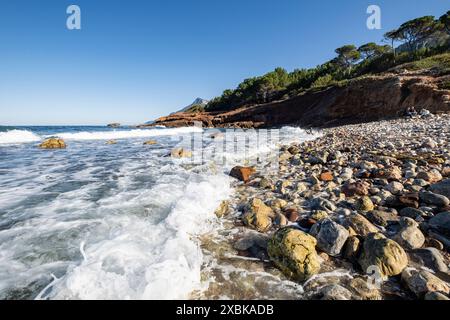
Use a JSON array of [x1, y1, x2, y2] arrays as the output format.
[[310, 219, 349, 256]]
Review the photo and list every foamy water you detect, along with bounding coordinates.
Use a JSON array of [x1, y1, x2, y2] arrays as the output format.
[[0, 125, 319, 300]]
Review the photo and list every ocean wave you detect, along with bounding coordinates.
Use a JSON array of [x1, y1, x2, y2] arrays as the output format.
[[49, 127, 203, 141], [0, 130, 41, 144]]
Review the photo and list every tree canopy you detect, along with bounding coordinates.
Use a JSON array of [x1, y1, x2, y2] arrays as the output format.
[[206, 11, 449, 112]]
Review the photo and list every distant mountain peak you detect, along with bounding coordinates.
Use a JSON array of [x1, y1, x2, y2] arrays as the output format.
[[174, 98, 209, 114]]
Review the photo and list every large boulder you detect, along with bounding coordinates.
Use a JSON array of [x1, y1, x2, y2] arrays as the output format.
[[242, 198, 273, 232], [358, 233, 408, 277], [429, 179, 450, 199], [267, 228, 321, 281], [344, 213, 379, 237], [229, 166, 255, 183], [401, 268, 450, 297], [38, 138, 66, 149], [310, 219, 349, 256]]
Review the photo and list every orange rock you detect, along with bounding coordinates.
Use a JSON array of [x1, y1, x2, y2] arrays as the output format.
[[38, 138, 66, 149], [320, 171, 334, 181], [229, 166, 255, 183]]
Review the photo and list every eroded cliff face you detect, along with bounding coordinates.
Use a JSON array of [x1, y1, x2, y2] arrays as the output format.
[[144, 72, 450, 129]]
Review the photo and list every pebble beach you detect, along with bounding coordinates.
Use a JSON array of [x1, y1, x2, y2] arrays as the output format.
[[200, 113, 450, 300]]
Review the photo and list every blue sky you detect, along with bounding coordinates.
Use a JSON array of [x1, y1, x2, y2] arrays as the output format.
[[0, 0, 448, 125]]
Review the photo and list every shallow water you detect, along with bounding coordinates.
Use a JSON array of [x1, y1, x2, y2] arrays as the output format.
[[0, 125, 319, 300]]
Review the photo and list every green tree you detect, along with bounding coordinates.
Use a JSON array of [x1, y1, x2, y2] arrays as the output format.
[[438, 11, 450, 35], [395, 16, 438, 53], [384, 29, 403, 58], [358, 42, 391, 60], [335, 45, 361, 72]]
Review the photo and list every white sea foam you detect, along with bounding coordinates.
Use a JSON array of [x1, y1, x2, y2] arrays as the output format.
[[0, 130, 41, 144], [43, 174, 231, 300], [0, 126, 321, 300], [50, 127, 203, 141]]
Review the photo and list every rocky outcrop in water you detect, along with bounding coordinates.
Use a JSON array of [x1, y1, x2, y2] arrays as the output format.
[[38, 138, 66, 149]]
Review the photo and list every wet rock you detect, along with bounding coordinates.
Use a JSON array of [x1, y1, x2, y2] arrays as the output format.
[[342, 181, 369, 197], [429, 179, 450, 199], [215, 200, 230, 218], [310, 197, 336, 212], [171, 147, 192, 158], [428, 212, 450, 237], [270, 198, 288, 210], [319, 284, 352, 300], [410, 248, 448, 273], [38, 138, 66, 149], [344, 213, 379, 237], [401, 268, 450, 297], [274, 213, 288, 227], [267, 228, 321, 281], [242, 198, 273, 232], [393, 217, 425, 250], [310, 219, 349, 256], [355, 196, 374, 212], [258, 177, 274, 190], [358, 233, 408, 277], [287, 145, 300, 155], [233, 232, 269, 251], [366, 210, 399, 227], [143, 140, 157, 145], [419, 191, 449, 207], [229, 166, 255, 183], [279, 152, 292, 162], [275, 180, 292, 195]]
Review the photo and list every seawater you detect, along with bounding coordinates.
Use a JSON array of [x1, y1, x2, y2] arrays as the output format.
[[0, 125, 319, 299]]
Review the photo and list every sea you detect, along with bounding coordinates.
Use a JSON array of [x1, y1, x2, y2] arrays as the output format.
[[0, 125, 319, 300]]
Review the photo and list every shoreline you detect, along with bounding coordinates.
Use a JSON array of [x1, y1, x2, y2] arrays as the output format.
[[199, 114, 450, 300]]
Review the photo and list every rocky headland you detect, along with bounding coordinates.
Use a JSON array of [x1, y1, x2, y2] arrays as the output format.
[[142, 70, 450, 129]]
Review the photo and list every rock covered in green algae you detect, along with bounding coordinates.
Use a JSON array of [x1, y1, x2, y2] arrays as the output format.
[[267, 227, 320, 281]]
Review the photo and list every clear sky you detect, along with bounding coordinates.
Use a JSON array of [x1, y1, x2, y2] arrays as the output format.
[[0, 0, 448, 125]]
